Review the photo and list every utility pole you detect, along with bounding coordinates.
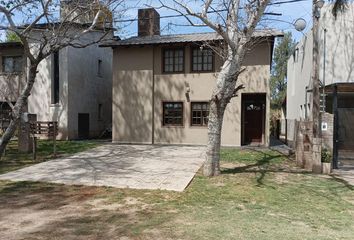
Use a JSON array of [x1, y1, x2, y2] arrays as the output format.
[[312, 0, 321, 138], [311, 0, 324, 173]]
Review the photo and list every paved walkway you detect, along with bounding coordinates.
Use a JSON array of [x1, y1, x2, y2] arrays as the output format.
[[333, 166, 354, 186], [0, 144, 206, 192]]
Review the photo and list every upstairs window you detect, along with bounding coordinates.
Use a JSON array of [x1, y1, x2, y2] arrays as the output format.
[[97, 59, 102, 77], [163, 48, 184, 73], [52, 51, 60, 104], [2, 56, 23, 73], [192, 48, 213, 72], [191, 102, 209, 126], [163, 102, 183, 126]]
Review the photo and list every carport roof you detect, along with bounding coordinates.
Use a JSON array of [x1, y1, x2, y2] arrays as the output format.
[[324, 83, 354, 93]]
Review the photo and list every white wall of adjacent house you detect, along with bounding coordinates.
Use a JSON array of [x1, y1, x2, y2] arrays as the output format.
[[28, 31, 113, 140], [287, 3, 354, 121]]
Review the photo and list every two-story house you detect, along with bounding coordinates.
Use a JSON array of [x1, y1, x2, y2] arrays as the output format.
[[103, 8, 282, 147], [0, 2, 113, 140]]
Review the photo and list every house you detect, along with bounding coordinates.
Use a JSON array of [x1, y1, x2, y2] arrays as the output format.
[[286, 3, 354, 163], [0, 2, 113, 140], [102, 8, 282, 147]]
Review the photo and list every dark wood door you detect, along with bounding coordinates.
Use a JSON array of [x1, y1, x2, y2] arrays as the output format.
[[242, 94, 266, 145], [78, 113, 90, 139]]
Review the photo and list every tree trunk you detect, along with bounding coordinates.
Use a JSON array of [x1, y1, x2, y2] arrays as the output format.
[[203, 98, 226, 176], [203, 57, 238, 176], [0, 63, 38, 159]]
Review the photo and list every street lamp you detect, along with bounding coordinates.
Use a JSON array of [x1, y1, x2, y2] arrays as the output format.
[[315, 0, 325, 8], [294, 18, 307, 32]]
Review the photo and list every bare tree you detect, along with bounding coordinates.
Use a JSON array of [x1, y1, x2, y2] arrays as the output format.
[[0, 0, 123, 158], [159, 0, 271, 176]]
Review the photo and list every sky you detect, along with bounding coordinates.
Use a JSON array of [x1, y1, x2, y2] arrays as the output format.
[[118, 0, 314, 42], [0, 0, 314, 42]]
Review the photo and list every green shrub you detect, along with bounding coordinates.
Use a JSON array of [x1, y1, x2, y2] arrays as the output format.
[[321, 148, 332, 163]]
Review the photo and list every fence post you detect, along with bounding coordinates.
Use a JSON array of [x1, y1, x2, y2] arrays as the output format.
[[53, 122, 57, 158], [32, 136, 37, 160]]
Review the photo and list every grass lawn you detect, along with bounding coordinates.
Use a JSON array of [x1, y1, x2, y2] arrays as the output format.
[[0, 140, 100, 174], [0, 147, 353, 240]]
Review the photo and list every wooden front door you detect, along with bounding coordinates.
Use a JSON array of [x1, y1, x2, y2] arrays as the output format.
[[78, 113, 90, 139], [242, 94, 266, 145]]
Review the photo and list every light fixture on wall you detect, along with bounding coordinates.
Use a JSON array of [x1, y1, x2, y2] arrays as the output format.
[[185, 82, 191, 102]]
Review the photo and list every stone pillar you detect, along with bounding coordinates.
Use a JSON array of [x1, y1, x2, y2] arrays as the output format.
[[312, 137, 322, 173], [295, 126, 304, 167], [18, 113, 37, 153]]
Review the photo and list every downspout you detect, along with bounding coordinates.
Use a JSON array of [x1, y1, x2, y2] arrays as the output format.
[[305, 86, 308, 119], [151, 46, 155, 144], [322, 28, 327, 112]]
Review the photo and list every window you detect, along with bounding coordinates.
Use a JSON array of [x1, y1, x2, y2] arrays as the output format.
[[192, 48, 213, 72], [2, 56, 23, 73], [52, 51, 60, 104], [97, 59, 102, 77], [163, 102, 183, 126], [191, 102, 209, 126], [163, 49, 184, 73]]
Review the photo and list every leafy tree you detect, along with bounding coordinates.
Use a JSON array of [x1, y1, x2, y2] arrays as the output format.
[[270, 32, 295, 110], [5, 31, 21, 42]]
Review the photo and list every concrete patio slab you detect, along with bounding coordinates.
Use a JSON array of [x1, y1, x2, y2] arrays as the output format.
[[0, 144, 206, 192]]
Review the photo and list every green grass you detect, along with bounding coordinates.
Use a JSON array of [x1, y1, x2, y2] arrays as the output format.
[[0, 148, 353, 240], [0, 140, 100, 174]]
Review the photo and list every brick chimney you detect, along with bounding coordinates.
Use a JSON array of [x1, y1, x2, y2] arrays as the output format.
[[138, 8, 160, 37]]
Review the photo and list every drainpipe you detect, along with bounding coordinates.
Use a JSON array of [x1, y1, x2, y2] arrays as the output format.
[[322, 28, 327, 112], [305, 86, 309, 119], [151, 47, 155, 144], [332, 84, 339, 169]]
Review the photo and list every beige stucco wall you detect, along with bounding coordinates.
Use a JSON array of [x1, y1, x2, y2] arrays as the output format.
[[287, 3, 354, 121], [113, 41, 272, 146]]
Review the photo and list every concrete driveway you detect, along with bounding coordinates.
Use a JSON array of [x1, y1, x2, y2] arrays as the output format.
[[0, 144, 206, 191]]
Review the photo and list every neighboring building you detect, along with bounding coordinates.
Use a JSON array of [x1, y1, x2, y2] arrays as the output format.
[[287, 4, 354, 152], [0, 3, 113, 139], [103, 8, 282, 147]]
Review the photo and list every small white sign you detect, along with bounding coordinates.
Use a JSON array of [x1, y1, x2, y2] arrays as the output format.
[[322, 122, 328, 131]]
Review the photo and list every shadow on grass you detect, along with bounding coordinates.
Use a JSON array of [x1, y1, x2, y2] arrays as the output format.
[[221, 148, 311, 186], [221, 148, 354, 191]]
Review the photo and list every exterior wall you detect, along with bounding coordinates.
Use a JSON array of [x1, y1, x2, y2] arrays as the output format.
[[287, 3, 354, 121], [0, 46, 26, 102], [67, 34, 113, 139], [28, 47, 70, 139], [112, 47, 153, 144], [113, 41, 272, 146], [28, 31, 112, 140], [321, 112, 333, 150], [286, 31, 313, 121]]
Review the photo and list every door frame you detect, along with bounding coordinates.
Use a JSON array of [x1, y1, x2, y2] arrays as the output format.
[[241, 93, 266, 146]]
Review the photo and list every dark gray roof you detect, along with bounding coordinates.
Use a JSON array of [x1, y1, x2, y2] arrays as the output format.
[[101, 29, 283, 47]]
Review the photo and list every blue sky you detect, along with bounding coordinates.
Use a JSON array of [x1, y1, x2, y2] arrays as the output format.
[[0, 0, 313, 42], [119, 0, 313, 41]]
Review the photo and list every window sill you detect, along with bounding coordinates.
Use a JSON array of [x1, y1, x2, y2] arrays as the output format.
[[189, 125, 208, 128], [161, 125, 185, 128], [190, 70, 215, 74]]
